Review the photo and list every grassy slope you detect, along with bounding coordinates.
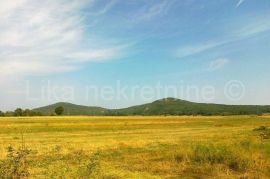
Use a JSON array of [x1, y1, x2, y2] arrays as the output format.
[[0, 116, 270, 178], [33, 98, 270, 116]]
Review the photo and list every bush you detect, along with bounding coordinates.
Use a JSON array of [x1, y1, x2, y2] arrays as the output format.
[[0, 146, 30, 178], [77, 151, 101, 178], [189, 144, 251, 172], [253, 126, 268, 131], [253, 126, 270, 140]]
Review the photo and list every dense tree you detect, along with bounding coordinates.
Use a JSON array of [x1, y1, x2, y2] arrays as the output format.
[[22, 109, 31, 116], [0, 109, 42, 117], [0, 111, 4, 117], [5, 111, 14, 117], [55, 106, 64, 116], [14, 108, 23, 116]]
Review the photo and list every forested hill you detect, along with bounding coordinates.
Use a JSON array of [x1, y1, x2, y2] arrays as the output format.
[[33, 98, 270, 116]]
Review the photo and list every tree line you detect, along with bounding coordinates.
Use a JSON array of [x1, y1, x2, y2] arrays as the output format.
[[0, 106, 64, 117], [0, 108, 42, 117]]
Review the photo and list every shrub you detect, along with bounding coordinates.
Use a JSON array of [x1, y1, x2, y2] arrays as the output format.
[[174, 154, 185, 163], [0, 146, 30, 178], [86, 152, 101, 174], [253, 126, 270, 140], [253, 126, 268, 131], [190, 144, 251, 172], [77, 151, 101, 178]]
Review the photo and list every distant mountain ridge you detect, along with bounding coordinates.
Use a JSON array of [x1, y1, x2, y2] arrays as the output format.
[[33, 98, 270, 116]]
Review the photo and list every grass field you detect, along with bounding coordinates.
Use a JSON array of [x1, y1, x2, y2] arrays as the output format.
[[0, 116, 270, 178]]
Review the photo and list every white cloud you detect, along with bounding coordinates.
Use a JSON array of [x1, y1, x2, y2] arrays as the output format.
[[135, 0, 174, 21], [236, 0, 245, 7], [175, 41, 227, 59], [175, 13, 270, 59], [233, 19, 270, 38], [207, 58, 229, 71], [89, 0, 118, 16], [0, 0, 123, 78]]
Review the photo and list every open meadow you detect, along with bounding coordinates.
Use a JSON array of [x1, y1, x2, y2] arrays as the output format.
[[0, 116, 270, 178]]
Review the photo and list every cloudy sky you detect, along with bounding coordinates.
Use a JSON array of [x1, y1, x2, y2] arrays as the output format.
[[0, 0, 270, 110]]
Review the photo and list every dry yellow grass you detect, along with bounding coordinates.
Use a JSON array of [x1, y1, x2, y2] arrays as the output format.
[[0, 116, 270, 178]]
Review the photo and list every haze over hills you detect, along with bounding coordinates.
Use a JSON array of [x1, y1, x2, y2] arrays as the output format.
[[33, 98, 270, 116]]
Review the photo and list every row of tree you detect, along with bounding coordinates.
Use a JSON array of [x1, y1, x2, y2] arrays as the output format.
[[0, 108, 42, 117], [0, 106, 64, 117]]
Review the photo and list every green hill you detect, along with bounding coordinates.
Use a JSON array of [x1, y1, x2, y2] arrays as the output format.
[[114, 98, 270, 116], [33, 98, 270, 116], [34, 102, 108, 116]]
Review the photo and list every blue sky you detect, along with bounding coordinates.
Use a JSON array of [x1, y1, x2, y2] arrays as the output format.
[[0, 0, 270, 110]]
